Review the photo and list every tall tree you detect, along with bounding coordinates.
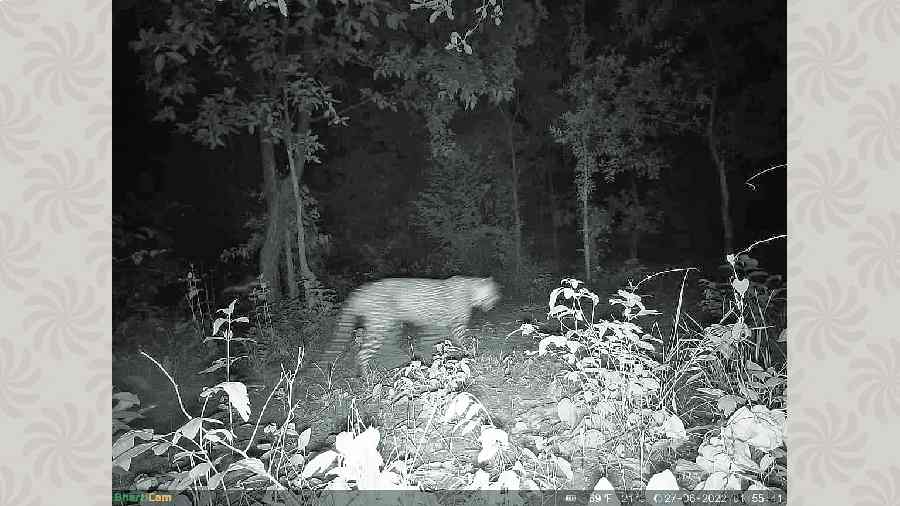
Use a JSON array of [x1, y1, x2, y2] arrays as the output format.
[[376, 0, 545, 281], [551, 44, 680, 281], [499, 102, 522, 278], [691, 0, 785, 255], [129, 0, 404, 301], [615, 0, 785, 256]]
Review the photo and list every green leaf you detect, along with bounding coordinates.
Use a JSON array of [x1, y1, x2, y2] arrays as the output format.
[[301, 450, 338, 478], [226, 458, 267, 478], [220, 382, 251, 422], [299, 427, 311, 451], [165, 51, 186, 65], [177, 418, 204, 441], [113, 442, 158, 472]]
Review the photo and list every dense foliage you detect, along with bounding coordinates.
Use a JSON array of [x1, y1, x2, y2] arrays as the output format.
[[116, 0, 784, 309]]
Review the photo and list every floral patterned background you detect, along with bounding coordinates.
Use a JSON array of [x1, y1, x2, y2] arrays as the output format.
[[0, 0, 897, 504], [786, 0, 900, 503]]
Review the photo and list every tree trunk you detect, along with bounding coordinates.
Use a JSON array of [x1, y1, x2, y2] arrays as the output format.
[[285, 110, 317, 307], [548, 156, 560, 273], [283, 225, 298, 299], [255, 17, 293, 303], [629, 231, 639, 261], [501, 108, 522, 279], [258, 132, 283, 301], [581, 184, 590, 283], [706, 83, 734, 255]]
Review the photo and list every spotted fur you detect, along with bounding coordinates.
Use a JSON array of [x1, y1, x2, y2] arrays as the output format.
[[313, 276, 500, 375]]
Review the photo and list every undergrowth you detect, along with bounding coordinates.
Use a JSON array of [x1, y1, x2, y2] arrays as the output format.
[[112, 244, 787, 505]]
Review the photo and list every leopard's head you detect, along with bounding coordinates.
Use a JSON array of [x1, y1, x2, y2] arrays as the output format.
[[472, 277, 500, 311]]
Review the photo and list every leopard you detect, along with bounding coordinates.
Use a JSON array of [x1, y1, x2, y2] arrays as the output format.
[[311, 276, 500, 376]]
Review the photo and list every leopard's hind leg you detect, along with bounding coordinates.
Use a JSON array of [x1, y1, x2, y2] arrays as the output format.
[[356, 317, 393, 376]]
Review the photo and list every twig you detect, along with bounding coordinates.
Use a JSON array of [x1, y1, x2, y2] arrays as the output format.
[[141, 351, 192, 421], [633, 267, 698, 292], [745, 163, 786, 191], [735, 234, 787, 258]]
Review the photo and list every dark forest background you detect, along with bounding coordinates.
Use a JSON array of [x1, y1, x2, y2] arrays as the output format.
[[112, 0, 785, 320], [111, 2, 788, 493]]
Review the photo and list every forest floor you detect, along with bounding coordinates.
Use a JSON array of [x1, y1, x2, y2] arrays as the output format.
[[113, 292, 700, 492]]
